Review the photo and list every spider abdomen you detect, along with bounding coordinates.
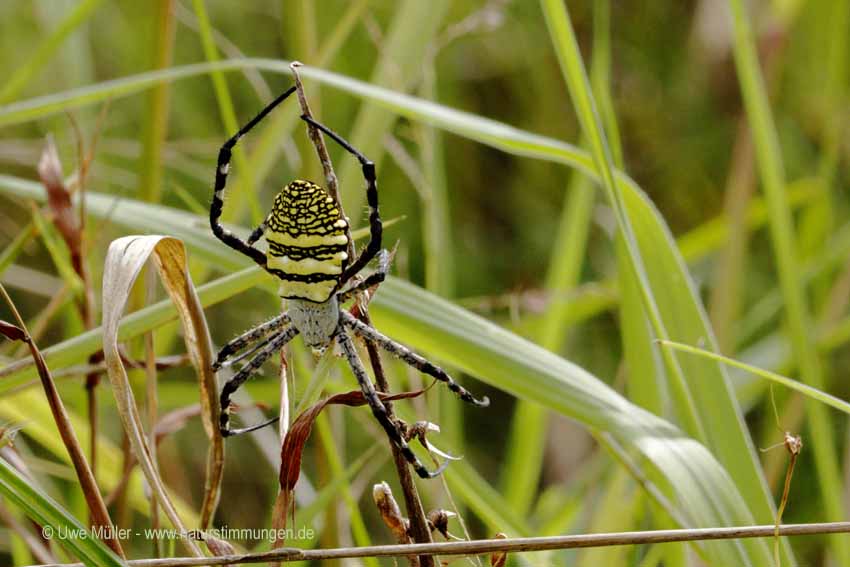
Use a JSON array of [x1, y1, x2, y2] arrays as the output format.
[[265, 180, 349, 302]]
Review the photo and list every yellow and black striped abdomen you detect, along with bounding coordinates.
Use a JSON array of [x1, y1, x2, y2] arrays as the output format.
[[265, 180, 349, 302]]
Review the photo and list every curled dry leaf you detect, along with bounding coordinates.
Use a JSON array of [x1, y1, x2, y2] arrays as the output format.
[[102, 235, 221, 556], [278, 388, 426, 505]]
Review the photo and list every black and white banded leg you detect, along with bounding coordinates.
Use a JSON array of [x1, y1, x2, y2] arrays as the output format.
[[220, 326, 300, 437], [300, 115, 382, 289], [213, 313, 291, 370], [338, 249, 391, 304], [341, 312, 489, 408], [246, 221, 267, 246], [336, 329, 447, 479], [211, 85, 298, 270]]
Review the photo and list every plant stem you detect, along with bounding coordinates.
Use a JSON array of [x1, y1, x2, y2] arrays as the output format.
[[290, 62, 435, 567]]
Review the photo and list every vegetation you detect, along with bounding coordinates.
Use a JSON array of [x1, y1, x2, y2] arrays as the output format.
[[0, 1, 848, 566]]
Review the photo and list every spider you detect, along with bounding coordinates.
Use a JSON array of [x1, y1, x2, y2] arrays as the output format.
[[209, 84, 489, 479]]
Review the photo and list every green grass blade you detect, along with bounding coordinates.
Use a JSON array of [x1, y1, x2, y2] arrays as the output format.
[[539, 0, 704, 445], [0, 456, 125, 567], [503, 0, 616, 517], [539, 3, 792, 564], [618, 236, 664, 415], [660, 340, 850, 416]]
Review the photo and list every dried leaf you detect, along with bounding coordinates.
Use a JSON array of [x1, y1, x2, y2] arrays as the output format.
[[279, 389, 425, 495], [102, 235, 220, 557], [39, 136, 83, 273], [0, 320, 27, 342]]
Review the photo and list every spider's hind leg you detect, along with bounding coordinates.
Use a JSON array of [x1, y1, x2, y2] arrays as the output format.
[[341, 311, 489, 408], [336, 329, 447, 479], [219, 325, 299, 437], [213, 313, 290, 370]]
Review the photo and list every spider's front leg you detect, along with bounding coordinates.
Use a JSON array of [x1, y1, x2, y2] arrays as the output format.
[[213, 313, 290, 370], [340, 311, 489, 407], [211, 85, 297, 269], [300, 115, 382, 288], [219, 325, 299, 437], [336, 328, 447, 479]]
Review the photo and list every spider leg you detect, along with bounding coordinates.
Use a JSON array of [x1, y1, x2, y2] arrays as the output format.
[[300, 115, 382, 287], [246, 221, 267, 246], [213, 313, 290, 370], [337, 249, 390, 304], [336, 328, 447, 479], [340, 312, 490, 408], [217, 331, 280, 370], [211, 85, 297, 268], [220, 325, 299, 437]]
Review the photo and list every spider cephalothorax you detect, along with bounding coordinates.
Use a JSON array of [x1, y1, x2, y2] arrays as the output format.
[[209, 85, 488, 478]]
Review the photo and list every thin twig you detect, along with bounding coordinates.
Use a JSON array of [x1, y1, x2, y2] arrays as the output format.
[[289, 62, 435, 567], [24, 522, 850, 567]]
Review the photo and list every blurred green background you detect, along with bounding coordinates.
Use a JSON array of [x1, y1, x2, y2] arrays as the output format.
[[0, 1, 849, 566]]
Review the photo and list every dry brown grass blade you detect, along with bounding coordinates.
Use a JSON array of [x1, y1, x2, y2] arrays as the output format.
[[0, 284, 124, 558], [38, 136, 83, 275], [102, 235, 221, 556]]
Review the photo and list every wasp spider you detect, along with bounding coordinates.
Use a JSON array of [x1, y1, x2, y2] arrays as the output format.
[[210, 85, 488, 478]]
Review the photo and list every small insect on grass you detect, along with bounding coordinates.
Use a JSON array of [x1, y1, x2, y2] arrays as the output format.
[[209, 84, 489, 479]]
